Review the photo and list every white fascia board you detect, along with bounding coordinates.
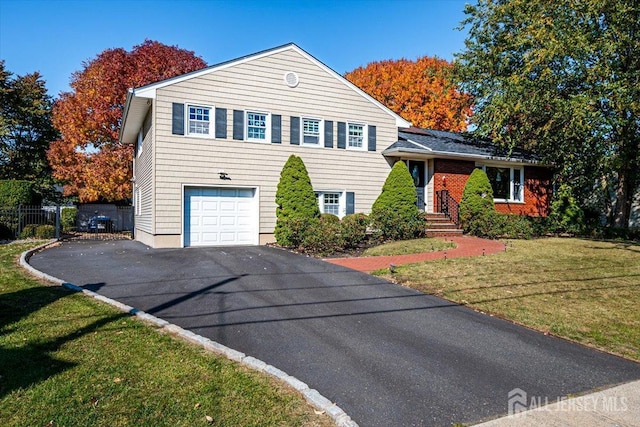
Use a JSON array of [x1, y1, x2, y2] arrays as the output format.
[[406, 139, 432, 150], [125, 43, 412, 128], [382, 146, 540, 165]]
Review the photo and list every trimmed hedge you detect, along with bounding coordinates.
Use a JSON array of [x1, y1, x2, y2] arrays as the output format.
[[459, 169, 495, 236], [370, 161, 423, 240], [341, 213, 369, 249], [61, 207, 77, 232]]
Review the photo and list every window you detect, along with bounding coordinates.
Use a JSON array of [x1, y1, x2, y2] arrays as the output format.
[[322, 193, 340, 215], [246, 111, 269, 142], [348, 123, 365, 149], [188, 105, 211, 136], [136, 129, 143, 158], [484, 166, 524, 202], [302, 118, 321, 145], [316, 191, 344, 217]]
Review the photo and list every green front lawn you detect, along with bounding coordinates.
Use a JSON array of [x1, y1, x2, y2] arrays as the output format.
[[0, 242, 331, 427], [377, 238, 640, 361], [362, 238, 455, 257]]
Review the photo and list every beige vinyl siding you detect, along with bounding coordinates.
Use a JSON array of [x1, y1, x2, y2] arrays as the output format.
[[134, 112, 154, 234], [152, 48, 398, 235]]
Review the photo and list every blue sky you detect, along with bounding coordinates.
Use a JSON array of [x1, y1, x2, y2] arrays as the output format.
[[0, 0, 471, 98]]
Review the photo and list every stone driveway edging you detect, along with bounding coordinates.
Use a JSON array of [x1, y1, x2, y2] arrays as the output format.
[[19, 242, 358, 427]]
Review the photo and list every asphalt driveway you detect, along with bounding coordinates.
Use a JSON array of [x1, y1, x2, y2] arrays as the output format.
[[29, 240, 640, 427]]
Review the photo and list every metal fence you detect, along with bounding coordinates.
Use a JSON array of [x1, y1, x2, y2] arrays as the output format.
[[0, 204, 133, 241], [0, 205, 61, 240]]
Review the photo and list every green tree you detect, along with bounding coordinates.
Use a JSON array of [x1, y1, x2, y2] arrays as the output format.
[[549, 184, 586, 235], [370, 161, 422, 240], [274, 155, 320, 246], [0, 61, 58, 200], [456, 0, 640, 228], [459, 168, 495, 236]]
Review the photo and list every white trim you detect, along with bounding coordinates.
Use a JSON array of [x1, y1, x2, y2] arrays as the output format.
[[406, 138, 433, 150], [185, 103, 214, 138], [346, 121, 367, 151], [136, 128, 143, 158], [245, 110, 271, 143], [481, 164, 525, 203], [382, 146, 540, 165], [126, 44, 411, 126], [301, 117, 324, 147], [315, 190, 347, 218]]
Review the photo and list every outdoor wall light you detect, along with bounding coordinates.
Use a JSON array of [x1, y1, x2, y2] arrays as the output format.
[[442, 175, 447, 186]]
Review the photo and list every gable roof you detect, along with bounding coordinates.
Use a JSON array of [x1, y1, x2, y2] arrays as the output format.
[[119, 43, 411, 144], [383, 127, 543, 164]]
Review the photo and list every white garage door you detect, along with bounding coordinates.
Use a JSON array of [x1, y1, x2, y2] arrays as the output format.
[[184, 187, 258, 247]]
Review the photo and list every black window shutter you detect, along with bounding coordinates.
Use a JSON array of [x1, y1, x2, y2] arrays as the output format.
[[346, 192, 355, 214], [290, 116, 300, 145], [233, 110, 244, 140], [368, 125, 377, 151], [272, 114, 282, 143], [215, 108, 227, 139], [324, 120, 333, 148], [172, 103, 184, 135], [337, 122, 346, 149]]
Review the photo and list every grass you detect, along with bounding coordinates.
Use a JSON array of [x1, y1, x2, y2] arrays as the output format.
[[0, 241, 332, 427], [362, 237, 455, 257], [377, 238, 640, 362]]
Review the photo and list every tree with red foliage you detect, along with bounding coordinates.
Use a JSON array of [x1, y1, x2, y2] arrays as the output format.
[[48, 40, 207, 202], [345, 57, 472, 132]]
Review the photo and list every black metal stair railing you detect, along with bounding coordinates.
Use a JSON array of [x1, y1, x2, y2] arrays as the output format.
[[435, 190, 460, 227]]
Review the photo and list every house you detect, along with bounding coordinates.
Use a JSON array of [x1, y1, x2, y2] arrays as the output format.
[[119, 43, 552, 248], [386, 128, 553, 218]]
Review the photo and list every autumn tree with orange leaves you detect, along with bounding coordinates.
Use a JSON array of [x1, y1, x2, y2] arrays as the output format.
[[345, 57, 472, 132], [48, 40, 207, 202]]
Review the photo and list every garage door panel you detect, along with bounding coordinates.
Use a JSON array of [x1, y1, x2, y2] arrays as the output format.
[[185, 187, 257, 247]]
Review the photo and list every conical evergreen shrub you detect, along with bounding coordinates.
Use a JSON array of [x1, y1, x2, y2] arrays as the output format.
[[274, 155, 320, 246], [459, 168, 495, 235], [370, 161, 423, 240]]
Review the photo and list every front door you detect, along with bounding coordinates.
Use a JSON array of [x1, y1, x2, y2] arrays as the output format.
[[407, 160, 425, 210]]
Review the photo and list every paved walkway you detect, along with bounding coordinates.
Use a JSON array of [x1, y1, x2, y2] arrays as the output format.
[[326, 236, 506, 272]]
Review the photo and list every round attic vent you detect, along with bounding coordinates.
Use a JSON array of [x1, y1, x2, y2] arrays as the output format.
[[284, 71, 299, 88]]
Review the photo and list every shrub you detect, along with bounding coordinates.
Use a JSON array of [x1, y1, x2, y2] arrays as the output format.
[[459, 169, 495, 236], [0, 223, 12, 240], [321, 213, 340, 223], [274, 155, 320, 245], [370, 161, 423, 240], [549, 184, 585, 235], [341, 213, 369, 248], [0, 180, 39, 206], [274, 217, 313, 249], [61, 207, 77, 232], [495, 214, 535, 239], [20, 224, 39, 239], [35, 224, 56, 239], [301, 216, 345, 255]]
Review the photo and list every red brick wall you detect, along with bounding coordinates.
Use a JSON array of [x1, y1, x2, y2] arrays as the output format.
[[495, 166, 552, 216], [433, 159, 476, 206], [432, 159, 552, 217]]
